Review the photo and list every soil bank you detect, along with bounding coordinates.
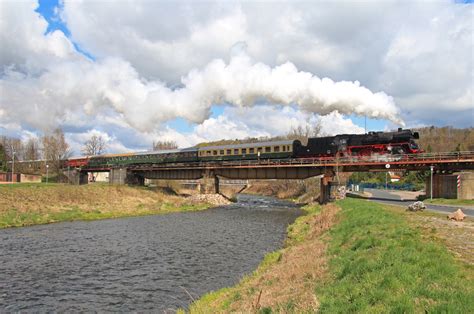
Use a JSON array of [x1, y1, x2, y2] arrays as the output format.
[[0, 183, 217, 228]]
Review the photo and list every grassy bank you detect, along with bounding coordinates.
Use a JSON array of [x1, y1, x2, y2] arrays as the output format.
[[0, 183, 211, 228], [318, 198, 473, 312], [424, 198, 474, 206], [188, 198, 473, 312]]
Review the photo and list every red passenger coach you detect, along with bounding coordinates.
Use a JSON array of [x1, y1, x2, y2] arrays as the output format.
[[65, 157, 89, 168]]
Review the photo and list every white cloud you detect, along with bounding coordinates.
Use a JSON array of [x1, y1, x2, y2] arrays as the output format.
[[60, 0, 472, 125], [149, 106, 364, 148], [0, 0, 79, 72]]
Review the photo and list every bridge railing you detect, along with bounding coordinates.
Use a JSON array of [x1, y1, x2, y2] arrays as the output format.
[[88, 151, 474, 170], [208, 151, 474, 168]]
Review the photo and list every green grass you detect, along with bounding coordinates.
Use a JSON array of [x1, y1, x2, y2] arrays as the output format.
[[424, 198, 474, 206], [0, 182, 59, 189], [286, 203, 321, 246], [317, 198, 474, 313]]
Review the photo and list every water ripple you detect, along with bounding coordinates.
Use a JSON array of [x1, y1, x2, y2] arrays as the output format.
[[0, 194, 301, 312]]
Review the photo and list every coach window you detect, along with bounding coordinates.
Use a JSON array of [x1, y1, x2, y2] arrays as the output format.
[[234, 149, 239, 154], [213, 150, 218, 156], [265, 147, 271, 153], [282, 146, 286, 152], [226, 149, 231, 155], [274, 146, 280, 152], [249, 148, 255, 154], [242, 148, 247, 154], [257, 147, 263, 153], [220, 150, 224, 155]]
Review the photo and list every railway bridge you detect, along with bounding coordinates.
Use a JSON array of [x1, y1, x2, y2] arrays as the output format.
[[68, 151, 474, 203]]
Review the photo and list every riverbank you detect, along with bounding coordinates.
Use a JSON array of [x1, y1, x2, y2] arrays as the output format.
[[188, 198, 474, 312], [0, 183, 215, 228]]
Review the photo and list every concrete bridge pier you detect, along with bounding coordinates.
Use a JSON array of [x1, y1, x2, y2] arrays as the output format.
[[126, 171, 145, 186], [109, 168, 127, 185], [63, 169, 88, 185], [199, 171, 219, 194], [319, 170, 337, 204]]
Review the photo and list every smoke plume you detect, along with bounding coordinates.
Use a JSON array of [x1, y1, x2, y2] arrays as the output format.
[[0, 52, 403, 132]]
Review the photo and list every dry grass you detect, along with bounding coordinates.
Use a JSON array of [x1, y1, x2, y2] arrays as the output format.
[[0, 183, 211, 228], [189, 203, 340, 313]]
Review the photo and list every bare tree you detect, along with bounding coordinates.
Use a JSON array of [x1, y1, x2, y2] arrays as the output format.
[[1, 136, 24, 161], [41, 128, 72, 175], [152, 140, 178, 151], [24, 138, 40, 161], [0, 143, 6, 171], [286, 121, 322, 145], [82, 135, 107, 156]]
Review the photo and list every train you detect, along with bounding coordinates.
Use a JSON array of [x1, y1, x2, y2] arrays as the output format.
[[64, 128, 421, 169]]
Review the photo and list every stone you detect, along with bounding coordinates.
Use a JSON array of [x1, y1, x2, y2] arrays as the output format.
[[407, 201, 426, 212], [447, 209, 466, 221]]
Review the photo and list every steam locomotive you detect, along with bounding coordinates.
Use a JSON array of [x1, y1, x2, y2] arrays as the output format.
[[294, 128, 421, 157], [65, 128, 421, 168]]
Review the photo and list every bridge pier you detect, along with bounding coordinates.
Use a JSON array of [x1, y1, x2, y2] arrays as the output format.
[[63, 169, 88, 185], [109, 168, 127, 185], [199, 171, 219, 194], [109, 168, 144, 186], [426, 172, 474, 199], [126, 171, 145, 186], [319, 174, 332, 204]]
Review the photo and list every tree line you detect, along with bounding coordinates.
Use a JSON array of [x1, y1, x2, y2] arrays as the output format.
[[415, 126, 474, 153], [0, 129, 109, 174]]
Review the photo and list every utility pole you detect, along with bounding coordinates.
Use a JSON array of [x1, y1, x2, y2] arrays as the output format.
[[430, 166, 434, 200], [46, 164, 49, 184], [11, 150, 16, 183]]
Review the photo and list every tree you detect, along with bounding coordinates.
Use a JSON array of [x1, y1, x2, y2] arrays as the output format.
[[41, 128, 71, 176], [82, 135, 107, 156], [286, 121, 322, 145], [24, 138, 40, 161], [152, 140, 178, 151], [0, 136, 23, 161], [0, 143, 6, 171]]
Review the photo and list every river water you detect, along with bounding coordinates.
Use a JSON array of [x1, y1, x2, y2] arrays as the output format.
[[0, 194, 301, 312]]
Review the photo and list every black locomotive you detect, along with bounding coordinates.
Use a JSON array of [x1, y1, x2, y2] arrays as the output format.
[[294, 128, 421, 157]]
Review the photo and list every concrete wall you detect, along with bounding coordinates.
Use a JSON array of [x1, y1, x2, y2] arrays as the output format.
[[426, 171, 474, 199], [109, 168, 127, 185], [427, 174, 457, 199], [457, 171, 474, 200], [20, 174, 41, 183]]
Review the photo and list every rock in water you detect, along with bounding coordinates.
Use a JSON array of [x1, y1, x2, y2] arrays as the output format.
[[447, 209, 466, 221]]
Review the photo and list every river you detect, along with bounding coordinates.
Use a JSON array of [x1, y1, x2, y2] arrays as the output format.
[[0, 194, 302, 312]]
